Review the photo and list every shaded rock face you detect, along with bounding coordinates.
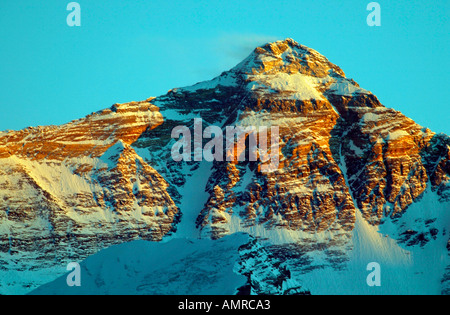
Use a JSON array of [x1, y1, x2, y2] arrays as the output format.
[[0, 39, 449, 294], [334, 96, 449, 223]]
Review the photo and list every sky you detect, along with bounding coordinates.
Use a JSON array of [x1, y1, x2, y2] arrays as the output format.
[[0, 0, 449, 134]]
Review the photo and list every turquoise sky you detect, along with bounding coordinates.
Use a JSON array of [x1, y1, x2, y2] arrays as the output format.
[[0, 0, 448, 134]]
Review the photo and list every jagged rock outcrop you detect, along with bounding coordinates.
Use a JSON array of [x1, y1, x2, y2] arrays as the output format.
[[236, 236, 310, 295]]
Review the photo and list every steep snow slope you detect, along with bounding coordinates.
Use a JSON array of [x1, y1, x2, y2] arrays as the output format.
[[30, 233, 249, 295], [29, 233, 308, 295], [292, 201, 448, 295], [167, 162, 213, 240]]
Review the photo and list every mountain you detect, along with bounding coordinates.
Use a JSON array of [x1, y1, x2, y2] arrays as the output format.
[[0, 39, 449, 295]]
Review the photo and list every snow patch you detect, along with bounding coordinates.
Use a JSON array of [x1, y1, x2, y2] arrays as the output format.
[[386, 130, 410, 141]]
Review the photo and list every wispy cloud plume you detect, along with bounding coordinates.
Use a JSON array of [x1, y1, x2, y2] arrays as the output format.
[[211, 33, 280, 70]]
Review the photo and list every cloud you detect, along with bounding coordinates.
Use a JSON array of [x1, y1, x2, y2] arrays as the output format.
[[211, 33, 280, 70]]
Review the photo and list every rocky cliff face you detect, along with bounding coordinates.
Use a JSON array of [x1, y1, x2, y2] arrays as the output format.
[[0, 39, 448, 294]]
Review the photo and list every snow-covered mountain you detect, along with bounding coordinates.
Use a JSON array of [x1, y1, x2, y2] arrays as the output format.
[[0, 39, 448, 295]]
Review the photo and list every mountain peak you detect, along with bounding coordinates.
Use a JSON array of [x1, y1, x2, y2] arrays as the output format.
[[256, 38, 303, 57], [234, 38, 345, 78], [176, 39, 370, 101], [229, 39, 369, 101]]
